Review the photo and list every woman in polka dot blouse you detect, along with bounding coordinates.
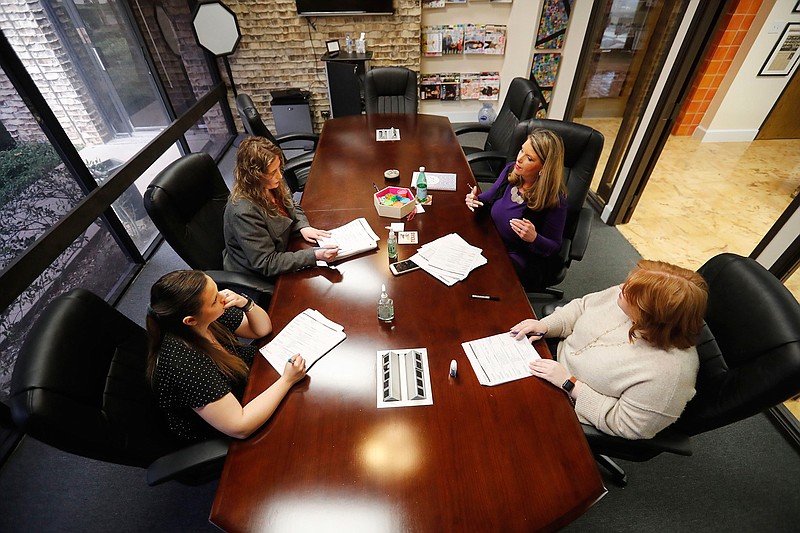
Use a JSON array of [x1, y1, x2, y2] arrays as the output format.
[[146, 270, 306, 441]]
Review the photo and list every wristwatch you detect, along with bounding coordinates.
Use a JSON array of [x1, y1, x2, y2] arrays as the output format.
[[561, 376, 577, 393]]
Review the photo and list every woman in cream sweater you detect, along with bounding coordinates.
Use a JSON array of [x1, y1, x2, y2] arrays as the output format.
[[512, 260, 708, 440]]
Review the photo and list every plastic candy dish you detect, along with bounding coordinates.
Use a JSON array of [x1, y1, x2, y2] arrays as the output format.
[[374, 187, 416, 219]]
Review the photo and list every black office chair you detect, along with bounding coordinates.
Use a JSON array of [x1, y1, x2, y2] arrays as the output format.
[[143, 153, 272, 304], [9, 288, 229, 486], [545, 253, 800, 486], [364, 67, 418, 114], [454, 77, 543, 185], [236, 93, 317, 193]]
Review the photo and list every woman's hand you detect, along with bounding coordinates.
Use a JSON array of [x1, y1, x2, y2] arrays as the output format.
[[465, 186, 484, 212], [510, 319, 548, 342], [529, 358, 570, 389], [509, 218, 538, 243], [300, 226, 332, 243], [219, 289, 248, 309], [282, 354, 307, 385], [314, 246, 339, 262]]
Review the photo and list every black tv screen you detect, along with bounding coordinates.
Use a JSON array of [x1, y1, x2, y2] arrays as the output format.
[[295, 0, 394, 16]]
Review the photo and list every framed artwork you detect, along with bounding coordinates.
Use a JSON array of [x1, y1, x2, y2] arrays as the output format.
[[326, 39, 340, 56], [794, 1, 800, 13], [535, 0, 571, 50], [759, 23, 800, 76]]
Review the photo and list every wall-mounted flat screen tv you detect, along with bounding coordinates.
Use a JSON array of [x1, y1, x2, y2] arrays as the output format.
[[295, 0, 394, 16]]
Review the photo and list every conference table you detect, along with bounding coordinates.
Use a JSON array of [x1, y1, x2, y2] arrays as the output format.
[[210, 114, 605, 532]]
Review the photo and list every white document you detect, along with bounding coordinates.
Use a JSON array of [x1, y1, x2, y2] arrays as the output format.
[[260, 309, 346, 375], [462, 333, 542, 386], [411, 171, 457, 191], [317, 217, 379, 260], [411, 233, 486, 285]]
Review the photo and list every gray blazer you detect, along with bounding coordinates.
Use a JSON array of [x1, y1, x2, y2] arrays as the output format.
[[223, 198, 316, 287]]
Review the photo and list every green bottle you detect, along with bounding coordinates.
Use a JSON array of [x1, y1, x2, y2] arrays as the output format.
[[416, 166, 428, 203]]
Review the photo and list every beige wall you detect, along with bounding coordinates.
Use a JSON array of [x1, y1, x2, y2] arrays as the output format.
[[221, 0, 421, 133]]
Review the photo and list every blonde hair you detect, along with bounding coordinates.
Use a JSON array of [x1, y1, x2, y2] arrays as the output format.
[[622, 260, 709, 350], [507, 129, 566, 211], [231, 136, 292, 216]]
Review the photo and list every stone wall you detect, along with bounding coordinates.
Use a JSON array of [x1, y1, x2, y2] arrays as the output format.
[[222, 0, 421, 133]]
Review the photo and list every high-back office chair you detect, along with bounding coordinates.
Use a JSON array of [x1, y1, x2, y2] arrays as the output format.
[[236, 93, 317, 193], [143, 153, 272, 303], [9, 288, 229, 486], [454, 77, 543, 185], [364, 67, 418, 114], [558, 253, 800, 486]]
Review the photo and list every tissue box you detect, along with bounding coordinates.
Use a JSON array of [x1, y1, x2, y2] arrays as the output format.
[[374, 187, 416, 219]]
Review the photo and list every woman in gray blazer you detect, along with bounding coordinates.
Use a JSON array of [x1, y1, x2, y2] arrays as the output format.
[[223, 137, 338, 289]]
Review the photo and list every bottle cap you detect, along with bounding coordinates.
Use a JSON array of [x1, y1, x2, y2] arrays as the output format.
[[419, 166, 425, 172]]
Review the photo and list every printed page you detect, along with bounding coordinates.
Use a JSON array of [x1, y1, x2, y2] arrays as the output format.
[[260, 308, 346, 374], [462, 333, 541, 386], [317, 218, 379, 260]]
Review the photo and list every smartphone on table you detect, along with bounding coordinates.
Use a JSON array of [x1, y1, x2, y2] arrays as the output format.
[[389, 259, 420, 276]]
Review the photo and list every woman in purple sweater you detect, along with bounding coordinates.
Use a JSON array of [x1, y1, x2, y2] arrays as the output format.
[[465, 129, 567, 289]]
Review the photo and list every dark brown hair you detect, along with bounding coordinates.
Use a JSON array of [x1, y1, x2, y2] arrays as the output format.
[[230, 136, 292, 216], [622, 260, 708, 350], [146, 270, 248, 383]]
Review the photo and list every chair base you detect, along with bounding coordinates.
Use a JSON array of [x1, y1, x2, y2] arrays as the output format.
[[595, 454, 628, 487]]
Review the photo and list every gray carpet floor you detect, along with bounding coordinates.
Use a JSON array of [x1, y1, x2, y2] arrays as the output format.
[[2, 152, 799, 531]]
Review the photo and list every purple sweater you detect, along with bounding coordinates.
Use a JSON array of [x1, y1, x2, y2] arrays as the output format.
[[478, 162, 567, 270]]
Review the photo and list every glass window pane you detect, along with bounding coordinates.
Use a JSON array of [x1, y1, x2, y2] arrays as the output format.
[[0, 218, 134, 402], [188, 101, 232, 159]]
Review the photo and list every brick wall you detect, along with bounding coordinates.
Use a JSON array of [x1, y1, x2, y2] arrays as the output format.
[[221, 0, 421, 133]]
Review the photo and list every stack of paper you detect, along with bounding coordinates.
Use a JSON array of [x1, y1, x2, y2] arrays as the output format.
[[260, 309, 346, 374], [317, 218, 380, 260], [411, 171, 457, 191], [410, 233, 486, 285], [462, 333, 541, 386]]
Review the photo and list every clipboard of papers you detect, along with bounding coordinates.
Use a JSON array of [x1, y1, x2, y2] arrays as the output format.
[[461, 333, 541, 386], [260, 309, 346, 374]]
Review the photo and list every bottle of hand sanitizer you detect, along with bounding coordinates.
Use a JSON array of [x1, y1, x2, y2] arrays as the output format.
[[377, 284, 394, 322]]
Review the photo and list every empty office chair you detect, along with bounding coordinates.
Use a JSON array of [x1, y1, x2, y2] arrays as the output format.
[[473, 118, 603, 298], [236, 93, 317, 193], [9, 289, 229, 485], [454, 77, 543, 185], [143, 153, 272, 303], [553, 253, 800, 486], [364, 67, 418, 114]]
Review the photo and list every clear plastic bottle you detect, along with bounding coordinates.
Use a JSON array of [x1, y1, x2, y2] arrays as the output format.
[[416, 166, 428, 203], [478, 102, 496, 125], [345, 34, 353, 53], [377, 284, 394, 322], [387, 229, 398, 262]]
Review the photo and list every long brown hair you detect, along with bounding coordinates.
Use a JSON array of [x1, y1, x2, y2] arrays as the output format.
[[622, 260, 708, 350], [507, 129, 566, 211], [230, 136, 292, 216], [146, 270, 248, 384]]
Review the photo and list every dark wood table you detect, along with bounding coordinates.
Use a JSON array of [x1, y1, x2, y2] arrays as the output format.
[[211, 115, 604, 532]]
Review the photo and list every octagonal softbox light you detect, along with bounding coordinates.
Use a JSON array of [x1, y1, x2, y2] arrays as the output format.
[[191, 1, 241, 56]]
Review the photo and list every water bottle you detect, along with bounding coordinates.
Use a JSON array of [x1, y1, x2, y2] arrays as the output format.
[[387, 229, 398, 263], [345, 34, 353, 53], [478, 102, 496, 125], [416, 166, 428, 203], [377, 284, 394, 322]]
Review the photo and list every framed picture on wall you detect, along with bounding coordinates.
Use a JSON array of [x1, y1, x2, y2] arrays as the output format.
[[759, 23, 800, 76]]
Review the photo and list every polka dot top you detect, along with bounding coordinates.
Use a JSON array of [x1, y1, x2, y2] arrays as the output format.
[[153, 306, 258, 441]]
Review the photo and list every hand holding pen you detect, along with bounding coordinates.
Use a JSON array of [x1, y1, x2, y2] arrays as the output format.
[[465, 184, 483, 212], [510, 318, 548, 342]]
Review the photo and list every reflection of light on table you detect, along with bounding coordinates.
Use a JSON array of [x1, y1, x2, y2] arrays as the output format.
[[262, 492, 397, 533], [360, 421, 422, 481]]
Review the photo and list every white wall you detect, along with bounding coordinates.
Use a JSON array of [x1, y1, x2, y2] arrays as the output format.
[[696, 0, 800, 142]]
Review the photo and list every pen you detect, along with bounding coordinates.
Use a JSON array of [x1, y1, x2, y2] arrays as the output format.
[[471, 294, 500, 301], [511, 330, 546, 337], [467, 183, 476, 212], [372, 182, 380, 192], [288, 357, 295, 363]]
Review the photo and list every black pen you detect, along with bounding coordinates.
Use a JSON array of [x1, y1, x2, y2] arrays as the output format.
[[372, 182, 380, 192], [471, 294, 500, 301]]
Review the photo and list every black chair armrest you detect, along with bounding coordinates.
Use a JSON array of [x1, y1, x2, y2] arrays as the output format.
[[465, 150, 507, 166], [569, 207, 593, 262], [581, 423, 692, 462], [274, 132, 320, 150], [453, 122, 491, 136], [147, 438, 229, 486], [205, 270, 272, 306], [283, 153, 315, 192]]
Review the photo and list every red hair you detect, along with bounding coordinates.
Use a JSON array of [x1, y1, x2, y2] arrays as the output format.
[[622, 260, 708, 350]]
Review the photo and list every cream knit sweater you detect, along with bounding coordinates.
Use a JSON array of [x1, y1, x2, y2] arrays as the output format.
[[540, 286, 699, 440]]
